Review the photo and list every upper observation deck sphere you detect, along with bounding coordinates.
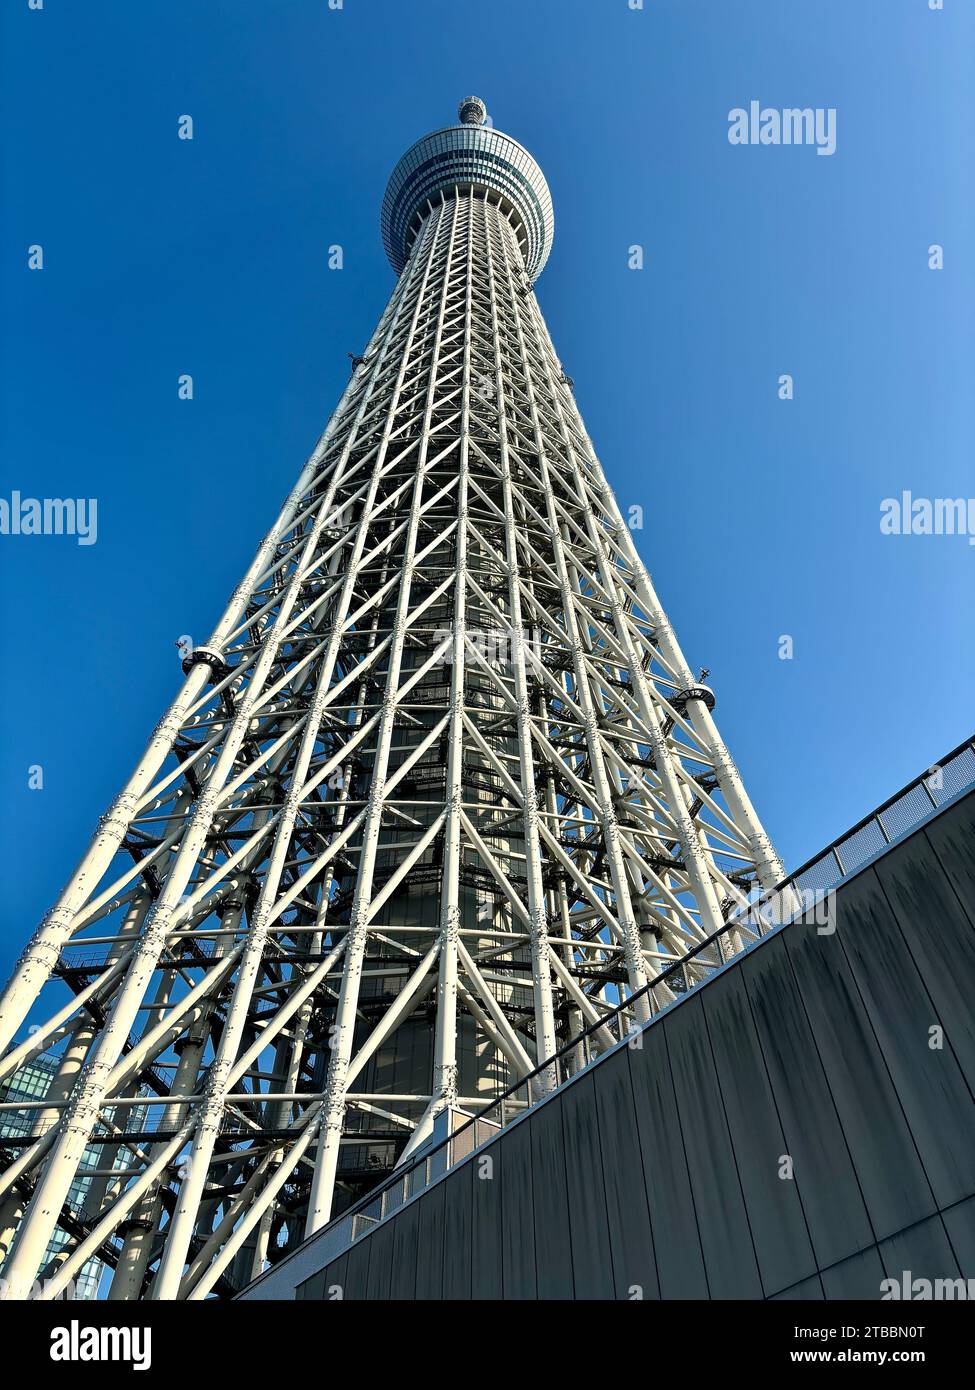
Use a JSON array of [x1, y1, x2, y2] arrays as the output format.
[[381, 97, 555, 280]]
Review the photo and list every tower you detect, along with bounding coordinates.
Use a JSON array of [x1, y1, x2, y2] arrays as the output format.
[[0, 98, 784, 1300]]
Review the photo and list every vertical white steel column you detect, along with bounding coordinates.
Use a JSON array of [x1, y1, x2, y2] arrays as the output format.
[[305, 196, 461, 1232], [483, 199, 560, 1073], [426, 190, 475, 1130]]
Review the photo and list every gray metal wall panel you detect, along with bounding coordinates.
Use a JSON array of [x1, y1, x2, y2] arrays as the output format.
[[595, 1048, 658, 1300], [295, 1269, 325, 1300], [323, 1252, 348, 1301], [924, 790, 975, 915], [784, 913, 935, 1239], [702, 969, 817, 1295], [740, 933, 874, 1270], [664, 995, 763, 1299], [499, 1123, 537, 1299], [414, 1184, 445, 1300], [628, 1021, 709, 1299], [561, 1071, 616, 1299], [835, 869, 975, 1208], [821, 1247, 886, 1300], [879, 1215, 961, 1290], [364, 1218, 394, 1300], [528, 1093, 574, 1299], [342, 1234, 372, 1299], [770, 1275, 825, 1301], [470, 1141, 503, 1299], [942, 1197, 975, 1276], [874, 830, 975, 1092], [388, 1199, 419, 1299], [441, 1157, 473, 1299]]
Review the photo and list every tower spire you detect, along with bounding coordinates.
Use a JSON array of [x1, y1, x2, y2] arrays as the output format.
[[457, 94, 487, 125]]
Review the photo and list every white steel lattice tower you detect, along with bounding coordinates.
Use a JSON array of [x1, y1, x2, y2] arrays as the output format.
[[0, 99, 785, 1300]]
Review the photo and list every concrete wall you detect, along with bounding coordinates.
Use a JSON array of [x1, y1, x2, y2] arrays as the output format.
[[247, 787, 975, 1301]]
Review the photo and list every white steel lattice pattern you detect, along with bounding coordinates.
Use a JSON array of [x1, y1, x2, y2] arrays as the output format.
[[0, 112, 783, 1300]]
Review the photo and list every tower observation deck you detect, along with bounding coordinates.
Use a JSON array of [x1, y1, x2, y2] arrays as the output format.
[[382, 94, 554, 278], [0, 99, 784, 1300]]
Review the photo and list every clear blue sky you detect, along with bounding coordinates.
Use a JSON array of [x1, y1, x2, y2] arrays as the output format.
[[1, 0, 972, 985]]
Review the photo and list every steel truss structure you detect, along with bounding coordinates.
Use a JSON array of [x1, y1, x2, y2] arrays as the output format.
[[0, 99, 784, 1300]]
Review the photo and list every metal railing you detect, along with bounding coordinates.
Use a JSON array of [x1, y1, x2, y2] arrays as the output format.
[[725, 734, 975, 936]]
